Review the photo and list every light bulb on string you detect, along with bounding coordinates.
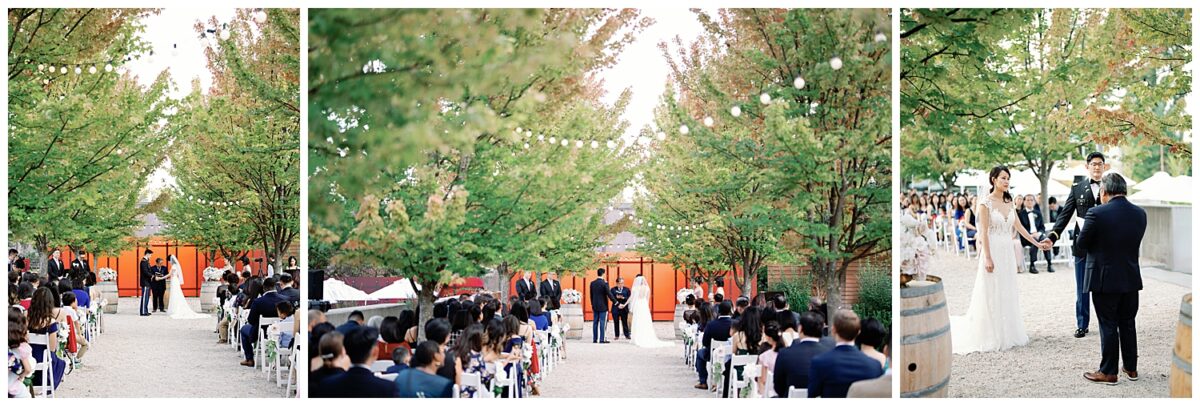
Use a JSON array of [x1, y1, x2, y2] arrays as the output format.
[[561, 139, 569, 147], [88, 66, 96, 74], [171, 43, 179, 58], [679, 125, 689, 135], [549, 136, 557, 144], [74, 66, 81, 75], [526, 130, 533, 138], [523, 143, 529, 149], [656, 131, 666, 141], [704, 116, 714, 127], [60, 66, 67, 74], [794, 76, 805, 89], [590, 140, 598, 149], [219, 23, 231, 40], [606, 140, 616, 149], [830, 56, 843, 70], [874, 33, 887, 43], [731, 105, 742, 117], [37, 64, 44, 72], [760, 93, 772, 105], [575, 140, 583, 148]]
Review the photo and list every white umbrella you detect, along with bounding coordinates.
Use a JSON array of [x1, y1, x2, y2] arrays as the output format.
[[368, 279, 420, 300], [323, 278, 372, 302]]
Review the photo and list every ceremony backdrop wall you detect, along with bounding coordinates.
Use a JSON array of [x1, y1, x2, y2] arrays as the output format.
[[53, 239, 269, 297]]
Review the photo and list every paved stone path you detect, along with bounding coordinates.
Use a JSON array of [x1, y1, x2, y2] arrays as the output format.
[[538, 321, 710, 398], [54, 298, 284, 397]]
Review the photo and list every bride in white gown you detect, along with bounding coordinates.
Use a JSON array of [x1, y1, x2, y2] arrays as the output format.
[[951, 166, 1043, 354], [629, 275, 673, 348], [165, 255, 209, 320]]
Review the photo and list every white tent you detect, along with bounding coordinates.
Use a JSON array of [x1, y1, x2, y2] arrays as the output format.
[[1129, 175, 1192, 204], [1054, 162, 1139, 188], [368, 279, 420, 300], [1009, 168, 1072, 197], [1133, 171, 1173, 192], [323, 278, 372, 302]]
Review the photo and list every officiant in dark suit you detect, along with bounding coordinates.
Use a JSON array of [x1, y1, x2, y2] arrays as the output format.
[[539, 271, 562, 311], [139, 249, 154, 316], [1076, 173, 1146, 384], [515, 271, 537, 301], [151, 258, 168, 312], [589, 268, 614, 344], [1046, 152, 1107, 338], [1017, 195, 1053, 274], [610, 277, 631, 340], [47, 249, 65, 281]]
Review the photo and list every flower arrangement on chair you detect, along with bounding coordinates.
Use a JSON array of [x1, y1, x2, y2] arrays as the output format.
[[98, 267, 117, 282]]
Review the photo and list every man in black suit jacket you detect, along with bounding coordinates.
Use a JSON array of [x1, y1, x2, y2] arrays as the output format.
[[151, 258, 168, 312], [46, 249, 65, 280], [240, 277, 287, 366], [70, 250, 91, 282], [336, 310, 366, 336], [610, 277, 631, 340], [8, 249, 18, 273], [139, 249, 154, 316], [1017, 194, 1053, 274], [1077, 174, 1146, 384], [1045, 151, 1107, 338], [277, 273, 301, 305], [539, 271, 562, 311], [775, 311, 832, 397], [589, 268, 615, 344], [313, 326, 399, 398], [808, 309, 884, 398], [515, 271, 537, 301], [695, 300, 733, 390]]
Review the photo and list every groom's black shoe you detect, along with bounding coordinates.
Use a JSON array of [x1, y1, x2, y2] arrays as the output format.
[[1084, 371, 1118, 385], [1047, 265, 1055, 273], [1074, 328, 1088, 338], [1029, 267, 1039, 274], [600, 340, 611, 344]]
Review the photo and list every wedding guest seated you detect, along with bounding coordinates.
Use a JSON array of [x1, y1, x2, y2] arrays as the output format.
[[808, 309, 884, 398], [335, 310, 365, 335], [377, 316, 410, 360], [317, 327, 398, 397], [426, 319, 461, 385], [774, 311, 831, 397], [452, 324, 492, 398], [856, 318, 887, 369], [694, 300, 733, 390], [757, 321, 785, 395], [16, 282, 34, 311], [70, 279, 90, 313], [309, 309, 328, 331], [240, 277, 287, 367], [682, 295, 699, 325], [383, 347, 410, 374], [60, 292, 88, 360], [848, 335, 891, 398], [398, 309, 419, 346], [309, 331, 348, 398], [449, 309, 470, 345], [277, 274, 300, 304], [395, 341, 455, 398], [275, 301, 296, 348], [9, 312, 34, 398], [528, 299, 552, 331], [26, 288, 65, 392], [309, 322, 336, 371]]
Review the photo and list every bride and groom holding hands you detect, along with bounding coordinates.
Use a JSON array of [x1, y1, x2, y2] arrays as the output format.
[[953, 152, 1146, 385], [589, 268, 671, 347], [138, 249, 209, 320]]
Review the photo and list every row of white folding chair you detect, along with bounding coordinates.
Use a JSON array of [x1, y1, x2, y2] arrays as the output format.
[[284, 343, 299, 397], [255, 317, 280, 370], [728, 354, 758, 398], [268, 334, 297, 386]]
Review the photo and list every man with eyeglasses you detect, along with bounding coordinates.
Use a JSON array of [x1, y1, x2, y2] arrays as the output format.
[[1042, 151, 1107, 339]]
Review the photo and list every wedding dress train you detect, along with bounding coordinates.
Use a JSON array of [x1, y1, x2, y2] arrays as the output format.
[[629, 276, 673, 348], [165, 256, 209, 320]]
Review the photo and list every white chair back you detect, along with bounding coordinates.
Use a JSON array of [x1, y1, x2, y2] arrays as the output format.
[[460, 372, 483, 398], [371, 360, 395, 372], [27, 332, 55, 398], [376, 372, 398, 381], [789, 387, 808, 398]]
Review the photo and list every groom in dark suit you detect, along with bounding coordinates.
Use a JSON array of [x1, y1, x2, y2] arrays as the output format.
[[1045, 151, 1107, 338], [610, 277, 631, 340], [139, 249, 154, 316], [589, 268, 614, 344], [1076, 173, 1146, 384]]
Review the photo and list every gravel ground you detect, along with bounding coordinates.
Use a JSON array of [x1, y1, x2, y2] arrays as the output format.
[[538, 321, 708, 398], [54, 298, 284, 398], [931, 253, 1189, 397]]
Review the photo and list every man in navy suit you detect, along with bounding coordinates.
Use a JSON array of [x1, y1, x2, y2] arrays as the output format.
[[1076, 173, 1146, 385], [589, 268, 615, 344], [47, 249, 66, 280], [317, 326, 400, 397], [774, 311, 832, 397], [1044, 152, 1107, 338], [336, 310, 366, 335], [808, 309, 884, 398], [694, 300, 733, 390], [240, 276, 287, 366]]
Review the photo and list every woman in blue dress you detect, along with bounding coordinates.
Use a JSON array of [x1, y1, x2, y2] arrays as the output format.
[[27, 288, 65, 391]]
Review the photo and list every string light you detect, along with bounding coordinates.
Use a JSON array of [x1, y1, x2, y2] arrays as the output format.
[[793, 76, 805, 89], [760, 93, 772, 105], [703, 116, 714, 127], [830, 56, 843, 70], [731, 106, 742, 117]]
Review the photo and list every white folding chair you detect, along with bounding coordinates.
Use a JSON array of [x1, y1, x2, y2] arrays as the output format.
[[27, 332, 55, 398], [371, 360, 395, 373], [491, 360, 519, 398], [375, 372, 398, 381], [707, 341, 729, 396], [765, 370, 777, 398], [460, 372, 483, 398], [789, 387, 808, 398], [256, 316, 280, 370], [275, 337, 295, 387], [284, 343, 299, 397], [728, 354, 757, 398]]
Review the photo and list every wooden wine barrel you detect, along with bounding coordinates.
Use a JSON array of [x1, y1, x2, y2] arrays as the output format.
[[900, 276, 951, 398], [1170, 294, 1191, 398], [673, 304, 686, 339], [561, 303, 584, 340], [98, 282, 119, 314]]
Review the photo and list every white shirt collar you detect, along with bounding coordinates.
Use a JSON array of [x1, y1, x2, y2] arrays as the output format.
[[799, 337, 820, 343]]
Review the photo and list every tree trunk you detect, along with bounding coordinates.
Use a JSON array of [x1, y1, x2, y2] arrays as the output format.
[[821, 259, 845, 314], [739, 263, 757, 300], [416, 282, 435, 343], [33, 234, 50, 273]]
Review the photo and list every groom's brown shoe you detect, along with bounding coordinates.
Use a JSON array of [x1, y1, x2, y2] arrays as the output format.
[[1122, 368, 1139, 381], [1084, 371, 1118, 385], [694, 383, 708, 390], [240, 360, 255, 367]]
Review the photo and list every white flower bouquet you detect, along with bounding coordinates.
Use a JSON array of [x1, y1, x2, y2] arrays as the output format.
[[561, 289, 582, 304], [898, 212, 938, 283], [676, 288, 696, 304], [203, 267, 224, 281], [98, 267, 117, 282]]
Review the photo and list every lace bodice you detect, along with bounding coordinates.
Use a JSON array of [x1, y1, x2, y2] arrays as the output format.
[[978, 196, 1016, 237]]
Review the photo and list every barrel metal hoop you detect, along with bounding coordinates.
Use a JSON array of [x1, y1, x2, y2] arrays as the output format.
[[900, 300, 946, 317], [901, 376, 950, 398], [901, 283, 943, 298], [1173, 354, 1192, 374], [902, 323, 951, 345]]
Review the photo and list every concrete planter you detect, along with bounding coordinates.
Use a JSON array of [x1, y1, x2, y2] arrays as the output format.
[[98, 282, 119, 314], [561, 303, 584, 340], [200, 281, 220, 313]]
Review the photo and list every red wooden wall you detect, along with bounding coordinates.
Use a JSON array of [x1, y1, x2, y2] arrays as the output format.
[[56, 239, 267, 297]]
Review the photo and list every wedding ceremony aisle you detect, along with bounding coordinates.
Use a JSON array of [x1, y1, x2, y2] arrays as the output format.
[[538, 322, 701, 398], [54, 298, 277, 398], [934, 253, 1189, 397]]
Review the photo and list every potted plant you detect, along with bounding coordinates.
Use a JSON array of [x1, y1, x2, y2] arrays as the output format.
[[559, 289, 584, 339], [97, 267, 119, 314]]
